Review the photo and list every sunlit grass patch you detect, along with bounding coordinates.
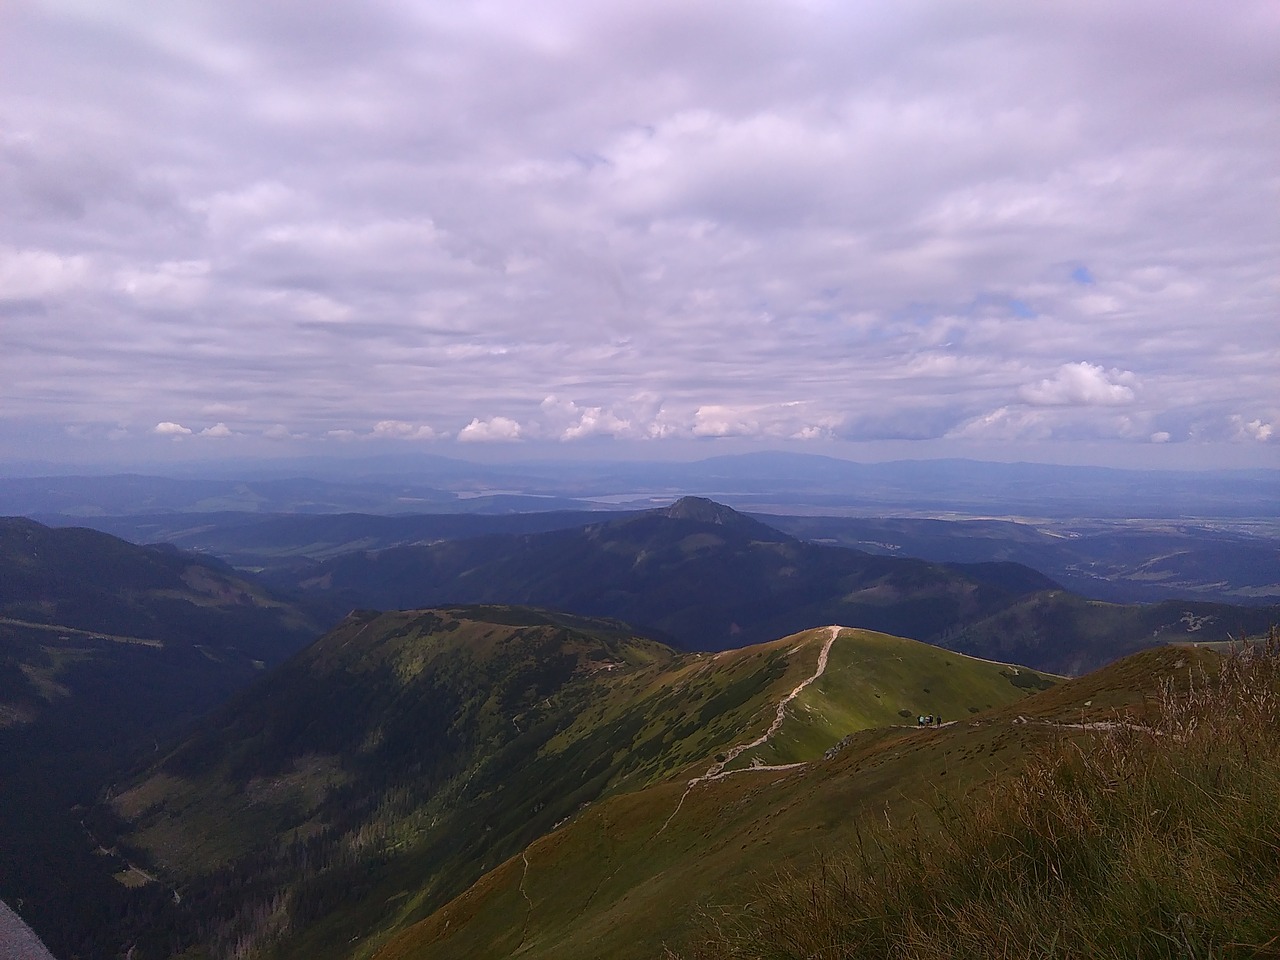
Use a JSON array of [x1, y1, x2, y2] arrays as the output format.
[[690, 630, 1280, 960]]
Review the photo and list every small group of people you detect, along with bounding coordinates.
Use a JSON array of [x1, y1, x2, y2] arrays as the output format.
[[916, 714, 941, 727]]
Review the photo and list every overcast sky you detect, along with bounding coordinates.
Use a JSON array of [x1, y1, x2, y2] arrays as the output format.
[[2, 0, 1277, 469]]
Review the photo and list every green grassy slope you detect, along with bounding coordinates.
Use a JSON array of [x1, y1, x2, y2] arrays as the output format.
[[106, 614, 1051, 960], [371, 645, 1228, 960], [363, 630, 1062, 960], [688, 638, 1280, 960]]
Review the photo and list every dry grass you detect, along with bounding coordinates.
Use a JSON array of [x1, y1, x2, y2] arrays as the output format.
[[691, 630, 1280, 960]]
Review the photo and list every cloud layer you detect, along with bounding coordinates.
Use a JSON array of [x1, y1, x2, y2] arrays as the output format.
[[1, 1, 1276, 464]]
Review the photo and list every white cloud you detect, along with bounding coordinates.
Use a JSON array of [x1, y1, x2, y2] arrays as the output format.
[[947, 407, 1052, 442], [263, 423, 305, 441], [372, 419, 439, 440], [1150, 431, 1171, 443], [1231, 416, 1274, 442], [540, 395, 635, 441], [115, 260, 210, 307], [692, 402, 839, 440], [153, 421, 192, 436], [457, 416, 523, 443], [0, 247, 91, 299], [692, 405, 759, 439], [1019, 362, 1137, 406], [199, 422, 234, 438]]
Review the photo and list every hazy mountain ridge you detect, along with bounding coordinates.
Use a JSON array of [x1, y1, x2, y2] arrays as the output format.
[[251, 498, 1275, 674], [8, 452, 1278, 518], [767, 514, 1280, 605], [274, 498, 1061, 662], [37, 501, 1278, 611]]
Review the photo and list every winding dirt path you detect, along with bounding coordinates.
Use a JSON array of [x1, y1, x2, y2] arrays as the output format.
[[512, 849, 535, 953], [656, 625, 842, 836]]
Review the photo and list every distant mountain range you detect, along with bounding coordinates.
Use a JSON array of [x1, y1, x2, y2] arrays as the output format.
[[270, 497, 1069, 661], [765, 514, 1280, 605], [6, 451, 1279, 517], [258, 498, 1275, 674], [48, 505, 1280, 607]]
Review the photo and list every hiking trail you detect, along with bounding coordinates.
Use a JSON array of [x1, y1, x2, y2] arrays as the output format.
[[656, 625, 842, 836]]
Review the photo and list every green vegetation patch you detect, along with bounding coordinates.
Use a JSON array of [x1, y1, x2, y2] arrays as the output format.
[[691, 635, 1280, 960], [738, 629, 1056, 768]]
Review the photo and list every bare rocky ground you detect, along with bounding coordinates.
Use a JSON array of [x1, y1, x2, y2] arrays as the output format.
[[0, 900, 57, 960]]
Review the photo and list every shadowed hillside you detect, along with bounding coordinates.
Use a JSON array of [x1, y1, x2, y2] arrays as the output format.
[[0, 518, 325, 960]]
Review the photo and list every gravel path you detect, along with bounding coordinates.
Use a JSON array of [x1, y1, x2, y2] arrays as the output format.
[[656, 625, 843, 834], [0, 900, 58, 960]]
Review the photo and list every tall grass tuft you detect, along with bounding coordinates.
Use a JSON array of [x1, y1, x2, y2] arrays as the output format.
[[690, 630, 1280, 960]]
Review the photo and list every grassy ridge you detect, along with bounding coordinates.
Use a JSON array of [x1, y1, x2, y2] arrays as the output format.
[[733, 630, 1053, 768], [109, 617, 1050, 960], [370, 630, 1060, 960], [108, 613, 824, 959], [689, 634, 1280, 960]]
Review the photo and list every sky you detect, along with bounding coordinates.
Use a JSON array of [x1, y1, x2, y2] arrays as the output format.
[[1, 0, 1278, 470]]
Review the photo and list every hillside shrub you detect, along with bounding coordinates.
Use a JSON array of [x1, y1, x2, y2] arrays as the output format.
[[690, 630, 1280, 960]]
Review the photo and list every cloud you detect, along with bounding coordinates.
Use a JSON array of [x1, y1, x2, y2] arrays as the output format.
[[1150, 431, 1171, 443], [263, 423, 304, 441], [537, 394, 696, 441], [1231, 416, 1274, 442], [153, 421, 192, 436], [372, 419, 439, 440], [692, 402, 840, 440], [1019, 362, 1137, 406], [947, 407, 1053, 442], [457, 416, 523, 443], [199, 422, 234, 438], [0, 247, 91, 299], [541, 396, 634, 441], [2, 2, 1277, 467]]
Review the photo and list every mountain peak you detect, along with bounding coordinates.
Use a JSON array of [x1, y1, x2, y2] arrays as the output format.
[[650, 497, 792, 544], [659, 496, 746, 524]]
